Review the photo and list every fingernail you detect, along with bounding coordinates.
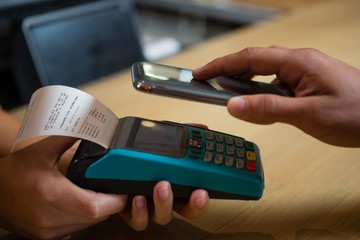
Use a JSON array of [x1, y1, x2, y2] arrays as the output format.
[[193, 66, 203, 72], [157, 184, 170, 201], [193, 66, 205, 76], [229, 96, 248, 117], [232, 96, 246, 110], [135, 196, 146, 209], [195, 192, 207, 209]]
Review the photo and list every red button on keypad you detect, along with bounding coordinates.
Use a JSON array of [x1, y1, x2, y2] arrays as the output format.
[[246, 161, 257, 172]]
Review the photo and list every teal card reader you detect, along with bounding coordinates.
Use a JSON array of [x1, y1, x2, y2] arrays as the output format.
[[67, 116, 264, 200]]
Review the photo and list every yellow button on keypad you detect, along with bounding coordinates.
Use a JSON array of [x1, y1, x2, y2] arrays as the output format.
[[246, 151, 256, 161]]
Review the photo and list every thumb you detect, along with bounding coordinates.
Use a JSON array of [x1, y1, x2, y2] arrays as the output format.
[[32, 136, 79, 165], [227, 95, 309, 126]]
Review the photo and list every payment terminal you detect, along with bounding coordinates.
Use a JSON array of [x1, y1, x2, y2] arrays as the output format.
[[67, 116, 264, 200]]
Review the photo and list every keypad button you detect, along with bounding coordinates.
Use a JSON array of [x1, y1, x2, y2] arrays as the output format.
[[246, 151, 256, 161], [192, 133, 202, 139], [236, 149, 245, 158], [205, 131, 214, 140], [226, 146, 235, 155], [191, 130, 201, 135], [225, 156, 234, 167], [189, 138, 203, 148], [192, 134, 202, 139], [246, 161, 257, 172], [236, 159, 245, 169], [215, 134, 224, 142], [235, 139, 244, 147], [204, 152, 213, 162], [206, 141, 214, 151], [216, 144, 224, 153], [215, 154, 223, 164], [245, 141, 254, 150], [225, 136, 234, 145]]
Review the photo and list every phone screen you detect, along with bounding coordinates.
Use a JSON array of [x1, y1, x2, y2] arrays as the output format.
[[138, 62, 193, 83]]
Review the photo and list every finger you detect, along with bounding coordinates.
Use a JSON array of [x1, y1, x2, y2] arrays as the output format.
[[185, 123, 209, 129], [232, 72, 255, 81], [192, 46, 312, 90], [53, 178, 128, 221], [21, 190, 115, 237], [173, 189, 209, 219], [269, 44, 290, 49], [152, 181, 173, 225], [29, 136, 79, 165], [58, 140, 80, 174], [227, 95, 316, 127], [122, 196, 149, 231], [193, 47, 289, 79], [41, 136, 78, 154]]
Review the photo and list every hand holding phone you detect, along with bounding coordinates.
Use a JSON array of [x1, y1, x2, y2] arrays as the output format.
[[131, 62, 293, 105]]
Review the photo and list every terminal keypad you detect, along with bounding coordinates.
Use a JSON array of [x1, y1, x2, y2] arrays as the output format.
[[188, 129, 258, 172]]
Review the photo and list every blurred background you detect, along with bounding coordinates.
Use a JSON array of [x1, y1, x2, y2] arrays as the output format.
[[0, 0, 280, 110]]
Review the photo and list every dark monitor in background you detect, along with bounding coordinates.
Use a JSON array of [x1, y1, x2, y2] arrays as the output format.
[[17, 0, 144, 101], [1, 0, 100, 109]]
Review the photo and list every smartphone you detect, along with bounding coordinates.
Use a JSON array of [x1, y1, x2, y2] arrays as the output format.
[[67, 116, 264, 200], [131, 62, 293, 105]]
